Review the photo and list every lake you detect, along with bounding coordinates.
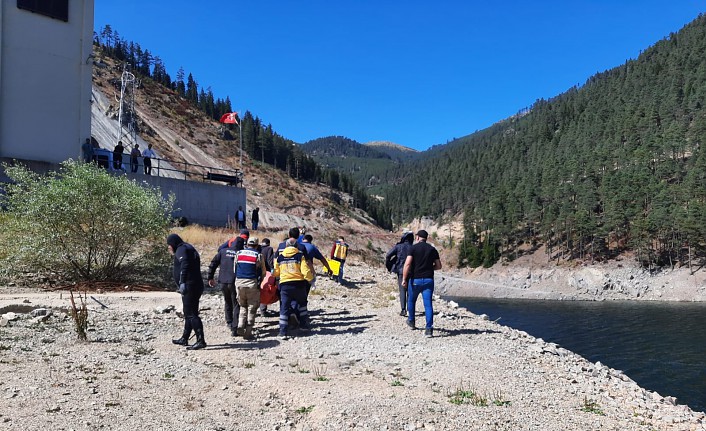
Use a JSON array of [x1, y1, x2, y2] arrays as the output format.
[[445, 296, 706, 412]]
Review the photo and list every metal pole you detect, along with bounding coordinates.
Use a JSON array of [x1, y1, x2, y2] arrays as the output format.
[[239, 114, 242, 170]]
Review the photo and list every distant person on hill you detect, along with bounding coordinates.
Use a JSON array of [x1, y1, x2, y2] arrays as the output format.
[[113, 141, 125, 171], [236, 206, 246, 229], [330, 236, 349, 284], [386, 231, 414, 317], [234, 237, 266, 339], [402, 230, 442, 338], [130, 144, 140, 173], [300, 234, 332, 293], [207, 237, 240, 337], [142, 143, 156, 175], [251, 207, 260, 231], [91, 138, 100, 162], [167, 233, 207, 350], [81, 138, 93, 163]]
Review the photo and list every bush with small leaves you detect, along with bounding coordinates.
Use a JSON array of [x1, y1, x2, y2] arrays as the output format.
[[0, 160, 175, 284]]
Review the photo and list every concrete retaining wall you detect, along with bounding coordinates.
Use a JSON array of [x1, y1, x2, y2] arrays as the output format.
[[0, 158, 244, 227]]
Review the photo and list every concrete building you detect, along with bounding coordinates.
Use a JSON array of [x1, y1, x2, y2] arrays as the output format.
[[0, 0, 94, 163], [0, 0, 246, 227]]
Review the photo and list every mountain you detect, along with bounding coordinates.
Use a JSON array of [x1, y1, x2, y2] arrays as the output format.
[[379, 13, 706, 269], [301, 136, 413, 187], [364, 140, 419, 161]]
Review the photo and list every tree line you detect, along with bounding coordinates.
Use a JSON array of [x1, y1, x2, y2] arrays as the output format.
[[93, 25, 392, 230], [381, 14, 706, 270]]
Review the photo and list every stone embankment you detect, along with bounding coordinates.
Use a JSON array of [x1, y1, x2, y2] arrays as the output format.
[[0, 262, 703, 430]]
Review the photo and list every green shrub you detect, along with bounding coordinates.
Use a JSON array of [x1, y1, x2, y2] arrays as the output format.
[[0, 160, 175, 284]]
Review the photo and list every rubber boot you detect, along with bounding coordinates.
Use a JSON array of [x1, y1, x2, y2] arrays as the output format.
[[172, 330, 191, 345], [243, 325, 255, 340], [186, 328, 207, 350]]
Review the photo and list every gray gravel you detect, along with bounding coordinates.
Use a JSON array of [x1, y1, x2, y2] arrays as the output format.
[[0, 261, 704, 430]]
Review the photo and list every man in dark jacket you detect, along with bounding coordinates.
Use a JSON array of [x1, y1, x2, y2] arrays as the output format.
[[257, 238, 276, 316], [260, 238, 274, 271], [386, 231, 414, 316], [167, 234, 207, 350], [207, 241, 239, 336]]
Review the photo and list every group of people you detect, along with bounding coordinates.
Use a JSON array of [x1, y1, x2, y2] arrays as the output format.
[[235, 206, 260, 231], [166, 226, 350, 349], [386, 229, 442, 338], [80, 138, 156, 175]]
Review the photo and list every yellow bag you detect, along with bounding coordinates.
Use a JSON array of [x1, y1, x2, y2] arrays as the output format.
[[325, 259, 340, 276]]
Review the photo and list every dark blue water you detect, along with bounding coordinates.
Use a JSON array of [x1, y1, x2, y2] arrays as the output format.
[[446, 296, 706, 412]]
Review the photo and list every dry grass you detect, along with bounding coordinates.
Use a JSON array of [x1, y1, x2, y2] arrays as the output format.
[[170, 225, 233, 257]]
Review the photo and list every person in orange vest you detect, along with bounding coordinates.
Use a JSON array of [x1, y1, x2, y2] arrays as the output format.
[[330, 236, 349, 284]]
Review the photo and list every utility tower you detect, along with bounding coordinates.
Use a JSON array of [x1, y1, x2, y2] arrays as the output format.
[[116, 64, 138, 145]]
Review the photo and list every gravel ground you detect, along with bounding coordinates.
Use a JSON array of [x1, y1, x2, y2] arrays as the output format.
[[1, 261, 704, 431]]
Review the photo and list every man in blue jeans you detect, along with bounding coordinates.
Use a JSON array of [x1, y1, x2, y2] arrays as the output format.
[[402, 230, 442, 338]]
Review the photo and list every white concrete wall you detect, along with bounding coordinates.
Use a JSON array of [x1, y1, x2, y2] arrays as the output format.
[[132, 174, 247, 227], [0, 0, 94, 164]]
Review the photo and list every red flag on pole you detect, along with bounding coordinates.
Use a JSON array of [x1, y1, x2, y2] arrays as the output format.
[[219, 112, 239, 125]]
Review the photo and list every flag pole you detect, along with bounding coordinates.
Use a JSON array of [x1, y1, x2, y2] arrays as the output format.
[[239, 112, 242, 170]]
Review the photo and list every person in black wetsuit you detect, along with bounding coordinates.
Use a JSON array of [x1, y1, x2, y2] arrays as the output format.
[[167, 233, 207, 350]]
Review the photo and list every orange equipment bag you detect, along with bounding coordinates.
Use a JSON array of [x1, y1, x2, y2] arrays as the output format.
[[259, 271, 279, 305]]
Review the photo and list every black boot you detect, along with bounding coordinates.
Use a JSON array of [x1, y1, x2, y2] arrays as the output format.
[[186, 328, 207, 350], [172, 332, 191, 345]]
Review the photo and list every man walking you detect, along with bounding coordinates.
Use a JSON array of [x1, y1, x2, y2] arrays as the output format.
[[402, 230, 442, 338], [234, 237, 266, 339], [386, 231, 414, 316], [167, 234, 207, 350], [330, 236, 349, 284], [207, 240, 240, 336], [300, 234, 332, 292], [274, 238, 314, 339]]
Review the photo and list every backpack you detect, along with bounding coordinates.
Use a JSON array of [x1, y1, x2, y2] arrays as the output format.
[[259, 271, 279, 305], [394, 242, 412, 274], [385, 247, 397, 272]]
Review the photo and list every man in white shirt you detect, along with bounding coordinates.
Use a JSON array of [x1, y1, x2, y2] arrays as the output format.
[[142, 143, 156, 175]]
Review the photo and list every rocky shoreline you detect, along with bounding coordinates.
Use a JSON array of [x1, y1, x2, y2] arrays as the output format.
[[0, 262, 704, 430], [439, 259, 706, 302]]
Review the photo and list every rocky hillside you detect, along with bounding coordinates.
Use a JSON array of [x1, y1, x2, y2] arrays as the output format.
[[91, 54, 397, 260]]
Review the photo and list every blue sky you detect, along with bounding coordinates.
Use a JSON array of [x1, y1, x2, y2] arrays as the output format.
[[94, 1, 704, 151]]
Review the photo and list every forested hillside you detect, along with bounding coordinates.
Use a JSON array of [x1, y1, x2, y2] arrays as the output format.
[[381, 14, 706, 269], [302, 136, 401, 186]]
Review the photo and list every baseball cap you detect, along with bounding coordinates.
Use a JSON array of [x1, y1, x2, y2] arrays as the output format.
[[416, 229, 429, 239], [247, 237, 258, 246]]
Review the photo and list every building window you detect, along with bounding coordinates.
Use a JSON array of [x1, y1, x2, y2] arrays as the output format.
[[17, 0, 69, 22]]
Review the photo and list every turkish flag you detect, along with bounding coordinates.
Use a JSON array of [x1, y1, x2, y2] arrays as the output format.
[[219, 112, 239, 124]]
